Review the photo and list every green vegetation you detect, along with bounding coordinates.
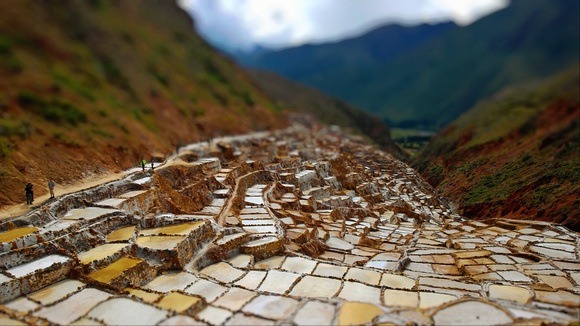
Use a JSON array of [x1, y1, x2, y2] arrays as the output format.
[[391, 128, 435, 156], [147, 63, 170, 87], [415, 67, 579, 229], [239, 0, 579, 130], [0, 36, 23, 73], [52, 70, 97, 102], [17, 91, 87, 125], [0, 119, 32, 138]]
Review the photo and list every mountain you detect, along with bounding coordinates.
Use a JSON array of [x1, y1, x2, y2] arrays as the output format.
[[236, 22, 457, 85], [414, 66, 579, 230], [246, 69, 406, 159], [235, 0, 580, 130], [0, 0, 289, 207]]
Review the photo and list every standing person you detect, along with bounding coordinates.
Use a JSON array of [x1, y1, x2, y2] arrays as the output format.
[[141, 159, 146, 172], [48, 179, 55, 199], [150, 159, 154, 171], [25, 183, 33, 205]]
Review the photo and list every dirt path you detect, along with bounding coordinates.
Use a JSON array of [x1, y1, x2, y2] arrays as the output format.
[[0, 171, 127, 220], [0, 152, 188, 221], [0, 131, 272, 221]]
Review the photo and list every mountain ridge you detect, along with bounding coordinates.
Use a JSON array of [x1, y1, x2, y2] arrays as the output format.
[[234, 0, 579, 130]]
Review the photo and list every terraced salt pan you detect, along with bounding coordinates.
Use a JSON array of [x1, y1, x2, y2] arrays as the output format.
[[313, 263, 348, 278], [125, 288, 161, 303], [0, 274, 13, 284], [106, 226, 136, 242], [245, 197, 264, 206], [488, 284, 531, 303], [289, 275, 342, 298], [87, 298, 168, 325], [6, 255, 70, 278], [40, 220, 77, 234], [243, 225, 277, 234], [293, 300, 336, 325], [0, 227, 38, 243], [234, 271, 267, 290], [63, 207, 120, 222], [4, 297, 38, 314], [28, 280, 86, 305], [136, 236, 186, 250], [87, 257, 142, 284], [139, 221, 204, 236], [212, 287, 257, 311], [196, 305, 233, 325], [132, 176, 152, 185], [156, 292, 202, 313], [338, 281, 381, 305], [433, 300, 513, 325], [78, 243, 128, 265], [2, 127, 579, 325], [258, 270, 300, 294], [94, 198, 127, 207], [199, 262, 246, 284], [185, 278, 228, 302], [240, 213, 272, 220], [34, 288, 111, 325], [281, 256, 317, 274], [143, 272, 198, 293], [118, 190, 148, 198], [241, 219, 275, 226], [242, 295, 299, 320], [326, 237, 354, 251]]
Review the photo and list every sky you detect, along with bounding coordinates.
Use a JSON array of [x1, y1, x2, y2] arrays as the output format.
[[178, 0, 509, 51]]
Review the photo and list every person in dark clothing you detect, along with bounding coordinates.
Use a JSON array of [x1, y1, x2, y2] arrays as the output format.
[[25, 183, 34, 205], [48, 179, 55, 199], [150, 159, 154, 171]]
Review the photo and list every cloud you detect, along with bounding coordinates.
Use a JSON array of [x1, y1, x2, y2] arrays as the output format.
[[179, 0, 508, 51]]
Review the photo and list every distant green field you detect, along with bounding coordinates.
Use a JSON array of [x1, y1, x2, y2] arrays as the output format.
[[391, 128, 435, 156]]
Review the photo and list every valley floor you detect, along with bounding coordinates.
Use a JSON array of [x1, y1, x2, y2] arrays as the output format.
[[0, 124, 578, 325]]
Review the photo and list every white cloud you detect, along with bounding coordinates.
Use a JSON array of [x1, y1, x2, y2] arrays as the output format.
[[179, 0, 508, 51]]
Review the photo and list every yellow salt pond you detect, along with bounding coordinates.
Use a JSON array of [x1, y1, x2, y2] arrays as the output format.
[[337, 302, 382, 325], [0, 227, 38, 243], [88, 257, 142, 284], [136, 236, 186, 250], [106, 226, 136, 242], [139, 222, 204, 236], [156, 292, 202, 313], [78, 243, 128, 265], [125, 288, 161, 304]]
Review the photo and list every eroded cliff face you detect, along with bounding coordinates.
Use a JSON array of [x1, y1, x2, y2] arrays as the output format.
[[0, 0, 286, 207], [0, 124, 577, 325]]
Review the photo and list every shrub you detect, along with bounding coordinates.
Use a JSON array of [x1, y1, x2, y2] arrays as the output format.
[[42, 100, 87, 125]]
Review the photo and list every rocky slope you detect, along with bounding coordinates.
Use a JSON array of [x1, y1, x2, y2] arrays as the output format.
[[0, 0, 290, 207], [414, 67, 579, 230]]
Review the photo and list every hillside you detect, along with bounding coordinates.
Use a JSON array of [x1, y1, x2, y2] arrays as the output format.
[[235, 0, 579, 130], [414, 66, 579, 230], [246, 69, 406, 160], [0, 0, 287, 207]]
